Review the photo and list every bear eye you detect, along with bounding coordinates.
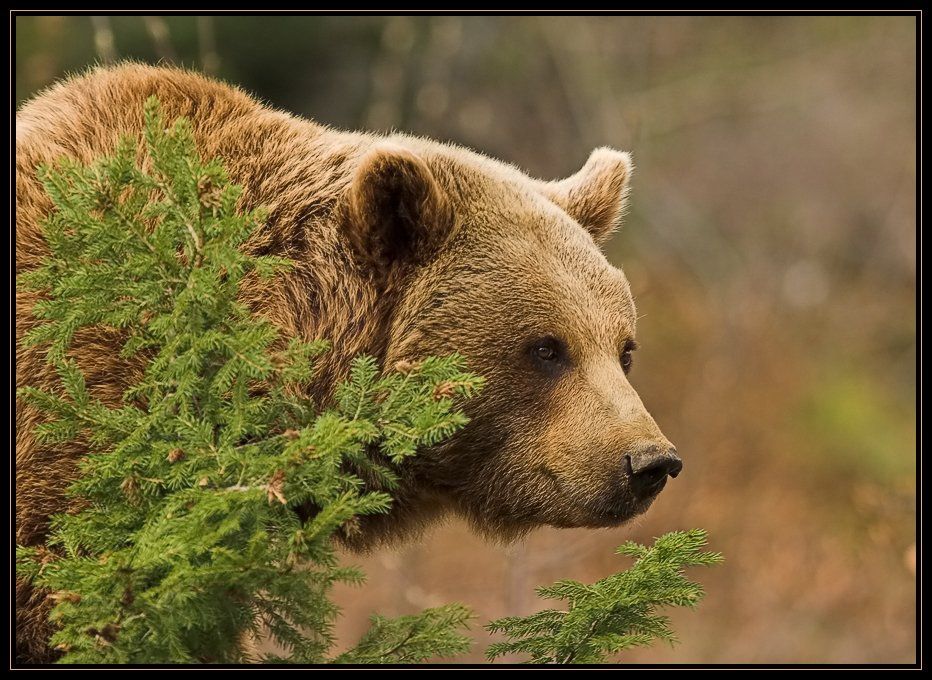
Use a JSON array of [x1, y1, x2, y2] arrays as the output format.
[[620, 339, 638, 374], [535, 344, 557, 361], [528, 336, 566, 369]]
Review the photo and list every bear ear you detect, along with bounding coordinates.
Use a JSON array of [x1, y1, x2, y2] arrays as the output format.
[[344, 143, 454, 277], [539, 147, 633, 246]]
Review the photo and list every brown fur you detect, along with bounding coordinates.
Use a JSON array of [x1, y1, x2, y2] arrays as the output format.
[[15, 63, 675, 663]]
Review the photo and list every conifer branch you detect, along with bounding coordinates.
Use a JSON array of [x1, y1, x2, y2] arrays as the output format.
[[485, 529, 723, 664], [16, 97, 483, 664]]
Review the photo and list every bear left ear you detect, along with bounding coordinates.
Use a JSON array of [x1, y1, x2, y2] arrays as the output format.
[[345, 143, 454, 277], [539, 147, 633, 246]]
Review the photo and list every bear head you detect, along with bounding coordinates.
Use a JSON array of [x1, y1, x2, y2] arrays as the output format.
[[341, 141, 680, 542]]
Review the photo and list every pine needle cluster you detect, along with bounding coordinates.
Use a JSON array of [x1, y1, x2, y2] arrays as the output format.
[[486, 529, 723, 663], [16, 98, 481, 663]]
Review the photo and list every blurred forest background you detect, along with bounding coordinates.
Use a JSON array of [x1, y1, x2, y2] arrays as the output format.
[[15, 15, 917, 664]]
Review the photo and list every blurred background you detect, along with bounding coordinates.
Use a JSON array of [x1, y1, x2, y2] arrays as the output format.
[[16, 15, 917, 664]]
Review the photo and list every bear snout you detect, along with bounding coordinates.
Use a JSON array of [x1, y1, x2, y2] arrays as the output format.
[[625, 445, 683, 499]]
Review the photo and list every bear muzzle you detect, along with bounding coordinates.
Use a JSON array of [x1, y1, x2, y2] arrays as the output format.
[[626, 444, 683, 500]]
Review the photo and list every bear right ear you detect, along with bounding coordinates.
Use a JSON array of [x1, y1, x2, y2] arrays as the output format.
[[538, 147, 633, 246], [344, 144, 454, 279]]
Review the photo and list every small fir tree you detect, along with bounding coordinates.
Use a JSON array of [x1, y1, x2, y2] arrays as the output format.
[[16, 97, 480, 663]]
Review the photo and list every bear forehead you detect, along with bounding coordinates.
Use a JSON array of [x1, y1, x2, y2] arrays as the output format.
[[457, 226, 634, 336], [415, 195, 636, 352]]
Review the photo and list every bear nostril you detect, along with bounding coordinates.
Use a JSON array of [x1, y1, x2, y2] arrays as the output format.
[[627, 447, 683, 494]]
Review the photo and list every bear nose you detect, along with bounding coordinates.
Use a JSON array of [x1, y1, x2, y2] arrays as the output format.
[[626, 446, 683, 496]]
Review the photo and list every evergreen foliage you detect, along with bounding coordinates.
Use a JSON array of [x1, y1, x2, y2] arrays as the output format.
[[16, 98, 720, 665], [486, 529, 723, 663], [16, 98, 481, 663], [333, 604, 474, 664]]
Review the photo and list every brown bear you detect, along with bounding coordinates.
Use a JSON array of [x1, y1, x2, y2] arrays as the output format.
[[15, 63, 681, 663]]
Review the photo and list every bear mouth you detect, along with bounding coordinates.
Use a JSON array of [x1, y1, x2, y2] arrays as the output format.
[[538, 467, 661, 529], [584, 494, 658, 528]]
